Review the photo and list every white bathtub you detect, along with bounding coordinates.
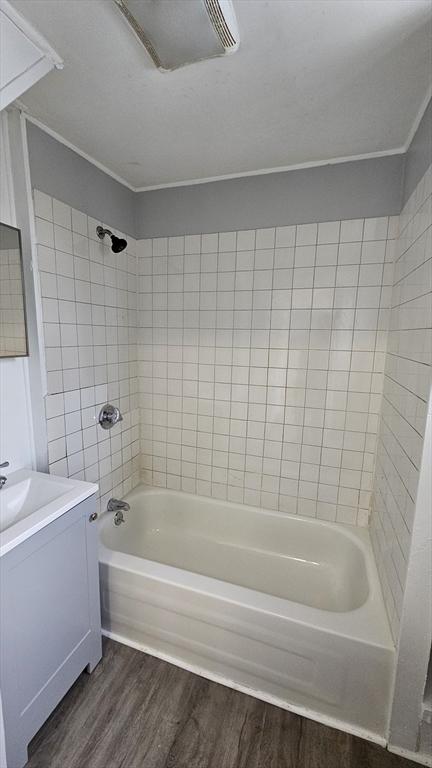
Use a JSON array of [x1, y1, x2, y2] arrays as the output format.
[[99, 486, 395, 743]]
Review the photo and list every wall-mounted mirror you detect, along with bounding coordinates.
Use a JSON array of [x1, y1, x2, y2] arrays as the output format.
[[0, 222, 28, 357]]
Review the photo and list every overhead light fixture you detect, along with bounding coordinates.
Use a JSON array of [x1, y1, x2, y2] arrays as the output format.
[[114, 0, 240, 71]]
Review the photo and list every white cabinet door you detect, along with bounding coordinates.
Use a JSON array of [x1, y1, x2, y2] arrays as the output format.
[[0, 495, 102, 768]]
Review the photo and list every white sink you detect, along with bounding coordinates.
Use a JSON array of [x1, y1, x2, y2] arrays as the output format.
[[0, 469, 98, 556], [1, 474, 74, 532]]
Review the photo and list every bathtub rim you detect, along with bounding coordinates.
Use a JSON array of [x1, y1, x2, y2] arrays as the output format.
[[98, 485, 394, 651]]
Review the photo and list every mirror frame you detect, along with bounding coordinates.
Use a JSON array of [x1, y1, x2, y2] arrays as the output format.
[[0, 221, 29, 359]]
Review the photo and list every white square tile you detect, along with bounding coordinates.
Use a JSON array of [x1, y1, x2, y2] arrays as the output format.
[[274, 248, 294, 269], [44, 323, 60, 347], [316, 244, 338, 266], [336, 265, 359, 287], [256, 228, 275, 249], [38, 245, 56, 273], [296, 223, 317, 246], [153, 238, 168, 256], [218, 231, 237, 251], [42, 298, 59, 323], [56, 250, 74, 277], [64, 390, 81, 413], [295, 246, 315, 267], [361, 241, 386, 264], [201, 233, 218, 253], [168, 236, 184, 255], [36, 217, 55, 248], [184, 234, 201, 254], [73, 233, 89, 259], [45, 393, 64, 419], [363, 217, 388, 241], [275, 226, 295, 248], [72, 208, 88, 235], [40, 272, 58, 299], [338, 242, 361, 265], [47, 414, 66, 441], [237, 230, 256, 251], [387, 216, 399, 239], [340, 219, 364, 242], [53, 199, 71, 229], [34, 190, 53, 221], [317, 221, 340, 244], [49, 458, 68, 477], [54, 225, 73, 254], [48, 437, 66, 463], [359, 263, 383, 286], [57, 276, 75, 301]]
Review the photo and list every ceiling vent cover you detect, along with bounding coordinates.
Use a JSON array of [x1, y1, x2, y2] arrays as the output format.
[[114, 0, 240, 71], [205, 0, 237, 50]]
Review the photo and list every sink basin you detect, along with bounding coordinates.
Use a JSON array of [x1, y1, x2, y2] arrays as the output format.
[[1, 474, 74, 532], [0, 469, 98, 556]]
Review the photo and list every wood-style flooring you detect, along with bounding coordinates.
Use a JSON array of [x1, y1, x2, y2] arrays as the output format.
[[27, 638, 418, 768]]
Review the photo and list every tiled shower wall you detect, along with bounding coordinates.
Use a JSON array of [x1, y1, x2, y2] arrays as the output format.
[[33, 189, 140, 510], [370, 165, 432, 641], [137, 216, 398, 526]]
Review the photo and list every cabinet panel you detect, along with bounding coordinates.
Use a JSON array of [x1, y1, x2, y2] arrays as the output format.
[[9, 514, 91, 712], [0, 495, 101, 768]]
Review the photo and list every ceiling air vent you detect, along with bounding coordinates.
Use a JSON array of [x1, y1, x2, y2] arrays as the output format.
[[205, 0, 237, 50], [114, 0, 240, 71]]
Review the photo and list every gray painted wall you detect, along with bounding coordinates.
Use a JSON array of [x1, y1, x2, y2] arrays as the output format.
[[134, 155, 404, 238], [26, 122, 136, 236], [29, 108, 431, 239], [402, 98, 432, 206]]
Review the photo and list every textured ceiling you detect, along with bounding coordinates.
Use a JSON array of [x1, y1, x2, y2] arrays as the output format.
[[11, 0, 432, 188]]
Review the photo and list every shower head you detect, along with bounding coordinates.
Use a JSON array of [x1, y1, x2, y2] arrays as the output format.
[[110, 235, 128, 253], [96, 226, 127, 253]]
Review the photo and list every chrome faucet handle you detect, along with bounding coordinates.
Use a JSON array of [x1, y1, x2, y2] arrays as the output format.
[[98, 404, 123, 430], [0, 461, 9, 468], [107, 498, 130, 512]]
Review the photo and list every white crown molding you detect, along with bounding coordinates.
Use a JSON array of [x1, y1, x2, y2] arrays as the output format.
[[21, 111, 136, 191], [134, 84, 432, 191], [134, 147, 406, 192], [402, 84, 432, 152], [18, 86, 431, 195]]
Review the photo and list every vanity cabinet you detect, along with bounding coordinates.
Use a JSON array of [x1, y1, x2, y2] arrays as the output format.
[[0, 495, 102, 768]]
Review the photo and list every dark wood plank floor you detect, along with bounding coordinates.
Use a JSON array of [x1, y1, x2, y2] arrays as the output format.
[[27, 638, 417, 768]]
